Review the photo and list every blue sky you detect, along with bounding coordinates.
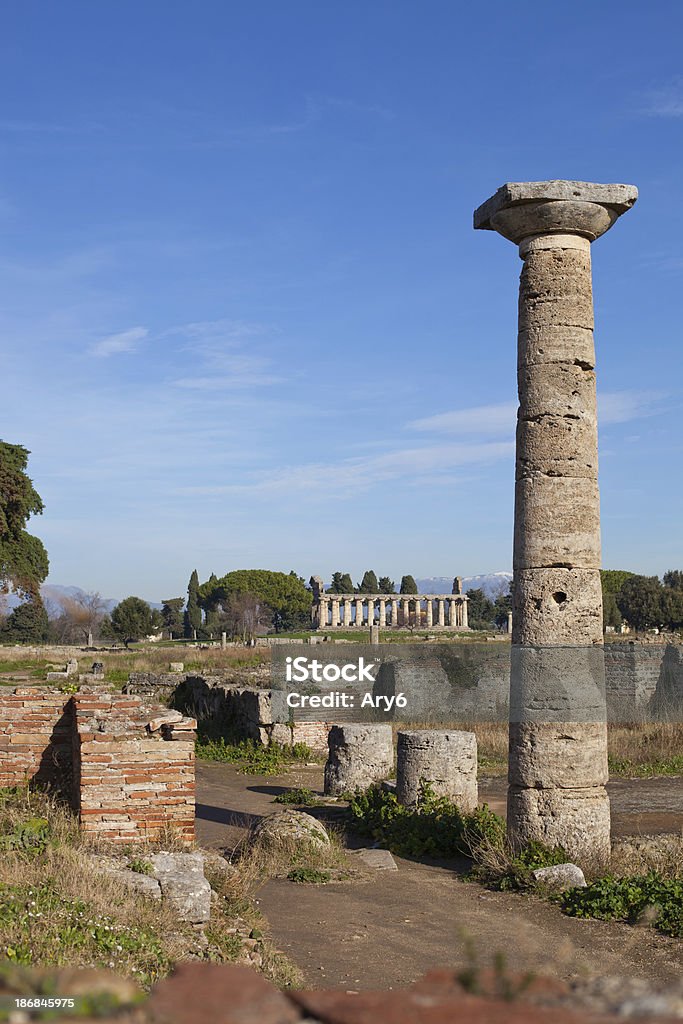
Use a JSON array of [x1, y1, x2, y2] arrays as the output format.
[[1, 0, 681, 602]]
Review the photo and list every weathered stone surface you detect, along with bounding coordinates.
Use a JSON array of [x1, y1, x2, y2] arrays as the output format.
[[474, 180, 638, 231], [532, 862, 587, 891], [518, 362, 597, 422], [324, 723, 394, 796], [508, 723, 608, 788], [518, 325, 595, 370], [513, 476, 601, 570], [149, 852, 211, 924], [353, 848, 398, 871], [252, 810, 330, 848], [516, 414, 598, 479], [475, 180, 637, 859], [396, 730, 477, 810], [507, 786, 611, 860], [108, 867, 163, 900], [512, 569, 603, 645]]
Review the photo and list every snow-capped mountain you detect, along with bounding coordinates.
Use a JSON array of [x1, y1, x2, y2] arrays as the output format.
[[416, 573, 512, 598]]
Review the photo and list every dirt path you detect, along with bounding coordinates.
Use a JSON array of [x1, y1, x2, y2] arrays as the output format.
[[195, 763, 683, 990]]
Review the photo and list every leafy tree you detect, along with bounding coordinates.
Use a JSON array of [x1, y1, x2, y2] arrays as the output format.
[[492, 581, 513, 629], [0, 441, 49, 598], [219, 592, 273, 641], [602, 591, 622, 631], [600, 569, 635, 595], [326, 572, 354, 594], [108, 596, 157, 647], [662, 586, 683, 630], [184, 570, 202, 638], [466, 588, 495, 630], [199, 569, 311, 633], [1, 595, 49, 643], [357, 570, 379, 594], [616, 575, 664, 630], [399, 575, 418, 595], [663, 570, 683, 592], [378, 576, 395, 594], [161, 597, 185, 638]]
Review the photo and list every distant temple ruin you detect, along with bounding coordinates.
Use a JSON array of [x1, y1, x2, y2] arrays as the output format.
[[310, 576, 469, 630]]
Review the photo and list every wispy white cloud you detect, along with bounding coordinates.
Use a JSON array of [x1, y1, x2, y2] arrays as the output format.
[[165, 318, 285, 389], [640, 77, 683, 117], [599, 389, 667, 424], [89, 326, 148, 357], [175, 440, 513, 498], [408, 391, 668, 437], [409, 402, 516, 436]]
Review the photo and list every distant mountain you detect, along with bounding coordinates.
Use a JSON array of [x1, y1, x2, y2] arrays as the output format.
[[3, 585, 163, 619], [415, 573, 512, 598]]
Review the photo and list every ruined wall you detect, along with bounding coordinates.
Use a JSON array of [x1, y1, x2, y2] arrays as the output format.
[[0, 687, 75, 797], [0, 688, 196, 844]]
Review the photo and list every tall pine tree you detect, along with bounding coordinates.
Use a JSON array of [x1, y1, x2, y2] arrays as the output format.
[[184, 569, 202, 638]]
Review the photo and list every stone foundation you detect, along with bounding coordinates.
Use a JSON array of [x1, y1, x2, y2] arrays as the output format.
[[324, 724, 394, 795], [396, 729, 477, 810]]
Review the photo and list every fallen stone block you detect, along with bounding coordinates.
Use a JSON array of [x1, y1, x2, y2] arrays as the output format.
[[149, 852, 212, 924], [532, 863, 587, 891], [353, 848, 398, 871]]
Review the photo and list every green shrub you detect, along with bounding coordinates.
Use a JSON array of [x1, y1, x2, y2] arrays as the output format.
[[0, 817, 51, 858], [560, 873, 683, 938], [286, 867, 330, 884], [273, 788, 319, 806], [347, 783, 506, 860]]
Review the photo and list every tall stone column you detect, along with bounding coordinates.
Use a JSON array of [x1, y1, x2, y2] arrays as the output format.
[[401, 598, 410, 626], [437, 599, 445, 627], [331, 598, 339, 628], [355, 597, 364, 627], [390, 599, 399, 626], [462, 597, 468, 630], [448, 599, 457, 627], [343, 598, 352, 628], [318, 599, 329, 629], [426, 599, 433, 628], [379, 598, 386, 626], [474, 180, 637, 859], [367, 599, 375, 626]]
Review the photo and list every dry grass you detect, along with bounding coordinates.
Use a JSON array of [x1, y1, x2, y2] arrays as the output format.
[[226, 822, 352, 898], [611, 833, 683, 879]]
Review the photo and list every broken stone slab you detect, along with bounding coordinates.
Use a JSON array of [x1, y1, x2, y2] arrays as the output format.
[[149, 852, 212, 924], [532, 863, 587, 891], [170, 662, 185, 672], [146, 709, 184, 732], [108, 868, 162, 900], [252, 810, 330, 849], [46, 671, 69, 682], [352, 848, 398, 871], [474, 181, 639, 230]]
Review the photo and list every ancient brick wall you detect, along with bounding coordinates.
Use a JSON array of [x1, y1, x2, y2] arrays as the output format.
[[0, 688, 195, 844], [0, 687, 75, 798]]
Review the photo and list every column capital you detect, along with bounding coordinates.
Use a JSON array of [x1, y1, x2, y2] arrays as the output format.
[[474, 180, 637, 245]]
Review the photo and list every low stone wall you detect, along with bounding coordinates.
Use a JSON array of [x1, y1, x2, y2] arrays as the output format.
[[0, 687, 196, 844]]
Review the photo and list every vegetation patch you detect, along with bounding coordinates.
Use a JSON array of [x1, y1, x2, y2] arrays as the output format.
[[286, 867, 331, 884], [273, 787, 320, 806], [195, 738, 315, 776], [347, 783, 506, 860], [560, 873, 683, 938]]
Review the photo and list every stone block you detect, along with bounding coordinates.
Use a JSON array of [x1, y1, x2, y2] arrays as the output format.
[[324, 724, 394, 796], [507, 786, 611, 860], [518, 325, 595, 369], [508, 722, 608, 788], [516, 413, 597, 479], [396, 730, 477, 810], [512, 568, 603, 645], [532, 862, 587, 891], [252, 810, 330, 848], [149, 852, 211, 924], [474, 180, 639, 231], [517, 362, 597, 423], [513, 476, 601, 570]]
